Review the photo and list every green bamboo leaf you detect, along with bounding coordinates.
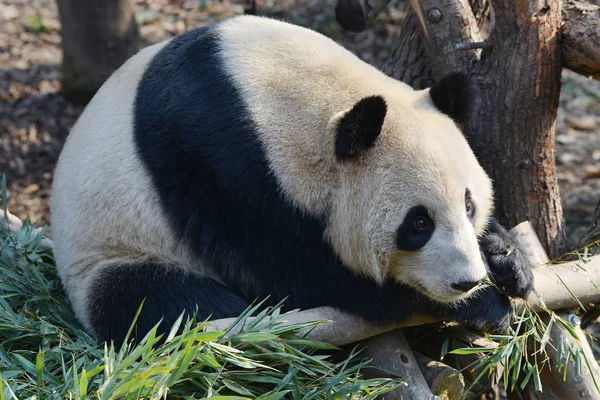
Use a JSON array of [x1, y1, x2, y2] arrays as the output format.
[[0, 373, 5, 400], [222, 379, 256, 396], [194, 330, 225, 343], [449, 347, 495, 355], [257, 391, 290, 400], [554, 272, 586, 311], [229, 332, 278, 342], [533, 365, 543, 392], [283, 339, 338, 349], [35, 350, 44, 392], [205, 397, 251, 400], [557, 334, 564, 368], [440, 336, 450, 360], [519, 364, 535, 390], [581, 350, 600, 393], [575, 348, 582, 376], [79, 368, 88, 399]]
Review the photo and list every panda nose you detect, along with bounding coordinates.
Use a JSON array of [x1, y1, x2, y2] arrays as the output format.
[[451, 280, 481, 292]]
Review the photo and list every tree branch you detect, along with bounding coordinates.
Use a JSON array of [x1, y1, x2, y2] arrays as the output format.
[[406, 0, 482, 78], [562, 0, 600, 80], [341, 0, 600, 83]]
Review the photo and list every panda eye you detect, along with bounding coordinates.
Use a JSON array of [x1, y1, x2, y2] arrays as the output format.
[[397, 206, 436, 251], [413, 215, 433, 231], [465, 188, 476, 217], [465, 199, 472, 214]]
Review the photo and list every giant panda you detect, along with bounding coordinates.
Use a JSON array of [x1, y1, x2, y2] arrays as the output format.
[[50, 15, 534, 345]]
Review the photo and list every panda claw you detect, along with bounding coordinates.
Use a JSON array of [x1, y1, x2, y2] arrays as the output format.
[[480, 219, 534, 300]]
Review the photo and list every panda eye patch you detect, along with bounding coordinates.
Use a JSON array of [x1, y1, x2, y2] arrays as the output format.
[[465, 188, 476, 218], [396, 206, 435, 251]]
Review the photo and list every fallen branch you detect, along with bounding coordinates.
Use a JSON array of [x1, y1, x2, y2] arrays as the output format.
[[414, 351, 465, 399], [357, 330, 436, 398]]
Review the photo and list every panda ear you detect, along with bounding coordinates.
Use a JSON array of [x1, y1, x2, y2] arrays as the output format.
[[334, 95, 387, 161], [429, 72, 481, 124]]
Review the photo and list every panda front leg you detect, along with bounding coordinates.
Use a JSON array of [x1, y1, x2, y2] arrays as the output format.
[[430, 218, 534, 333], [479, 218, 534, 298], [87, 262, 250, 346]]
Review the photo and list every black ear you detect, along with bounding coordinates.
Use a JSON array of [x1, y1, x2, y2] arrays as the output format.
[[335, 95, 387, 160], [335, 0, 367, 32], [429, 72, 480, 123]]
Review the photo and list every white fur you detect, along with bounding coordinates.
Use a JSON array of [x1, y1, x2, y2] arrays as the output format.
[[50, 41, 207, 333]]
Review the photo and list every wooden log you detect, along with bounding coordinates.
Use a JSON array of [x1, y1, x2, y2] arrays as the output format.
[[508, 222, 551, 268], [450, 329, 502, 394], [414, 351, 465, 400], [1, 210, 53, 250], [407, 325, 501, 396], [357, 330, 436, 399]]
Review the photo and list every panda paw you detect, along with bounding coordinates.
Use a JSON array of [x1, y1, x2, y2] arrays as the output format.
[[445, 286, 512, 334], [479, 219, 534, 299]]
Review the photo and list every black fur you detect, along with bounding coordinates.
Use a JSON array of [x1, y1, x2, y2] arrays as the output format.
[[84, 25, 533, 344], [396, 206, 435, 251], [88, 263, 250, 345], [335, 95, 387, 160], [480, 218, 534, 299], [334, 0, 367, 32], [429, 72, 480, 124]]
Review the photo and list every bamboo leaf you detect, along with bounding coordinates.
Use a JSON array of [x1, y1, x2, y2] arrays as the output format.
[[533, 365, 543, 392], [449, 347, 496, 355]]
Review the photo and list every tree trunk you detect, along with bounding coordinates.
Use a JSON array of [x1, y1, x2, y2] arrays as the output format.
[[383, 0, 567, 257], [56, 0, 141, 104], [470, 0, 565, 258]]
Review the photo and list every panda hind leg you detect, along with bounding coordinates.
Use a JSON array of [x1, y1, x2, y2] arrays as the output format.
[[87, 262, 250, 346]]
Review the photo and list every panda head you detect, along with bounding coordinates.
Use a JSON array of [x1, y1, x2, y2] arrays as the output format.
[[326, 72, 492, 303]]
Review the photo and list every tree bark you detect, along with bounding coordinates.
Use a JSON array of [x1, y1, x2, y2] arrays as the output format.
[[414, 351, 465, 400], [562, 0, 600, 80], [381, 10, 434, 89], [56, 0, 141, 104], [471, 0, 565, 258], [357, 330, 435, 399]]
